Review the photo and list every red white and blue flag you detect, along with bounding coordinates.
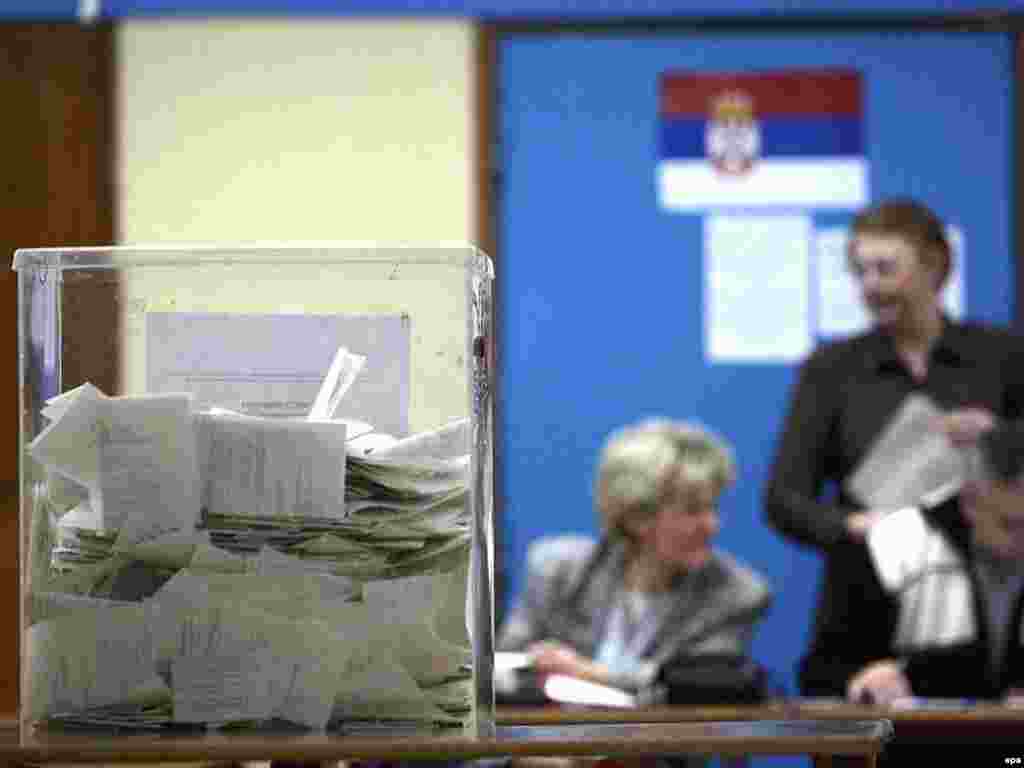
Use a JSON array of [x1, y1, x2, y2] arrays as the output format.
[[657, 69, 867, 210]]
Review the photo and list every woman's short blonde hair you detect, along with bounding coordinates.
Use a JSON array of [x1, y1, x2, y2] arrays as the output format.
[[595, 418, 736, 540]]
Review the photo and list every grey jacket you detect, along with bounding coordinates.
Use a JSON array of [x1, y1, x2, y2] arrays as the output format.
[[497, 534, 772, 694]]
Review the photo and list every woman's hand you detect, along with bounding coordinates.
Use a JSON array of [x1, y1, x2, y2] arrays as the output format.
[[936, 407, 996, 447], [845, 510, 890, 540], [527, 641, 591, 678], [847, 659, 912, 706], [526, 640, 612, 685]]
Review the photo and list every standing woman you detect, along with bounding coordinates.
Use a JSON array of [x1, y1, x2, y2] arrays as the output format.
[[498, 418, 771, 696], [763, 198, 1024, 646]]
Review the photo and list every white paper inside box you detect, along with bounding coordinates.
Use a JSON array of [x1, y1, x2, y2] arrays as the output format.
[[13, 245, 495, 736]]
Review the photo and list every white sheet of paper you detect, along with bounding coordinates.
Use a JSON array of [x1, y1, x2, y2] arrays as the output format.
[[308, 346, 367, 421], [274, 656, 340, 729], [27, 591, 133, 624], [59, 499, 107, 533], [704, 214, 812, 363], [171, 600, 345, 728], [817, 225, 965, 340], [190, 538, 249, 573], [373, 419, 470, 460], [154, 568, 358, 626], [99, 393, 200, 543], [353, 586, 471, 686], [46, 468, 90, 515], [347, 432, 400, 456], [41, 383, 100, 424], [28, 382, 106, 489], [26, 605, 161, 719], [434, 561, 471, 648], [146, 312, 410, 436], [171, 650, 277, 724], [495, 651, 533, 672], [196, 411, 347, 520], [543, 674, 636, 708], [330, 640, 459, 724], [845, 393, 963, 509]]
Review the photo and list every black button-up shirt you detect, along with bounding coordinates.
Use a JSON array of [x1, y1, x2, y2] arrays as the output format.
[[763, 319, 1024, 551]]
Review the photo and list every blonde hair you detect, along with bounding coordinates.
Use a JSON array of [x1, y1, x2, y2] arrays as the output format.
[[595, 418, 736, 540]]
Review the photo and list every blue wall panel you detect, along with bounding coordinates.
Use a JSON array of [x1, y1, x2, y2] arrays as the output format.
[[497, 31, 1013, 711], [0, 0, 78, 18]]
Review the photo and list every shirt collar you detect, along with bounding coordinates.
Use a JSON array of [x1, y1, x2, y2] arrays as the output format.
[[862, 315, 971, 372]]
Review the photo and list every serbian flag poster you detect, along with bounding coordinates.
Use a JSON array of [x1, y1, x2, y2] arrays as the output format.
[[657, 69, 868, 211]]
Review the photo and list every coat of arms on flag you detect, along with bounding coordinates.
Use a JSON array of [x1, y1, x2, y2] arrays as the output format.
[[657, 68, 868, 210]]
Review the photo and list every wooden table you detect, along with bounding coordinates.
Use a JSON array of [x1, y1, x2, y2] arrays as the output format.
[[500, 701, 1024, 755], [0, 719, 892, 768], [499, 701, 1024, 730]]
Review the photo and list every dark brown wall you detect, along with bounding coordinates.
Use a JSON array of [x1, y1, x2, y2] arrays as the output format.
[[0, 21, 116, 717]]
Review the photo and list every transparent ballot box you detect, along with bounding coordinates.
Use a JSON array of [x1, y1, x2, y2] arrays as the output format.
[[13, 245, 495, 737]]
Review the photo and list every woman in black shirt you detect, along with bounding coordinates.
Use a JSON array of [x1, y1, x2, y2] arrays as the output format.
[[764, 197, 1024, 553]]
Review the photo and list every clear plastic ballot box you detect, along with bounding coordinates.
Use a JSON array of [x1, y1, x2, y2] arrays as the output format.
[[12, 245, 496, 737]]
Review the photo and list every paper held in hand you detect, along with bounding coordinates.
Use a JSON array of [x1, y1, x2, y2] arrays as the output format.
[[844, 393, 963, 510]]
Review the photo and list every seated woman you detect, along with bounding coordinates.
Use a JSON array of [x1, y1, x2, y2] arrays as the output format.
[[497, 417, 772, 700]]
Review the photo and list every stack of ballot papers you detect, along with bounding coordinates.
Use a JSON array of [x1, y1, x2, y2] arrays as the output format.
[[21, 350, 479, 734]]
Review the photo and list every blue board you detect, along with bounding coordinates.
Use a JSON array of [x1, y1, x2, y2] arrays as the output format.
[[496, 30, 1013, 717]]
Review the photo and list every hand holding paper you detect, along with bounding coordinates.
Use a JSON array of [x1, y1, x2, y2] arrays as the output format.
[[845, 394, 964, 510]]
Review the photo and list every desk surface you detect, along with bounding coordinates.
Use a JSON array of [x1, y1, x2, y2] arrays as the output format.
[[498, 701, 1024, 724], [498, 702, 1024, 750], [0, 720, 892, 764]]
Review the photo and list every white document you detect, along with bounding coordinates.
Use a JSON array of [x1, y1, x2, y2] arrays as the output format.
[[28, 382, 106, 490], [171, 651, 277, 724], [26, 604, 161, 719], [495, 651, 533, 672], [542, 674, 636, 709], [254, 547, 359, 602], [816, 225, 966, 340], [308, 346, 367, 421], [815, 227, 870, 339], [373, 418, 470, 460], [59, 499, 110, 535], [704, 214, 812, 363], [46, 468, 90, 516], [154, 568, 357, 627], [433, 561, 472, 648], [190, 538, 249, 573], [330, 639, 460, 725], [275, 659, 338, 729], [167, 601, 341, 729], [845, 394, 963, 509], [27, 591, 133, 624], [99, 393, 200, 543], [332, 599, 470, 688], [196, 411, 347, 520], [146, 312, 410, 436], [347, 431, 400, 457]]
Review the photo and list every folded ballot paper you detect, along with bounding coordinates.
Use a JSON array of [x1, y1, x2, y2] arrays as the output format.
[[844, 393, 964, 510], [23, 347, 476, 733]]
